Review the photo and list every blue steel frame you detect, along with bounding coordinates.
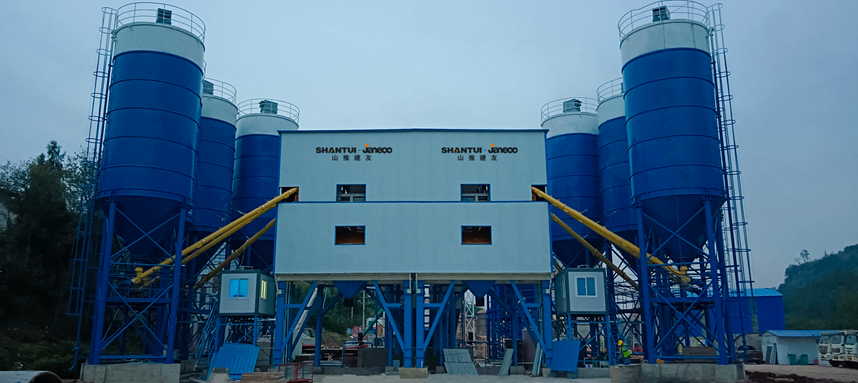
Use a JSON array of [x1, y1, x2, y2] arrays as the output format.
[[89, 199, 189, 364], [271, 280, 553, 370], [634, 199, 734, 365]]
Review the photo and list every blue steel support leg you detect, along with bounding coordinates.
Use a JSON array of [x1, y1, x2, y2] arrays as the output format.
[[415, 281, 425, 367], [385, 286, 393, 366], [541, 280, 553, 368], [636, 208, 655, 364], [512, 303, 519, 367], [272, 281, 287, 365], [403, 280, 413, 368], [165, 207, 186, 364], [315, 304, 323, 367], [705, 200, 729, 365], [89, 201, 116, 365]]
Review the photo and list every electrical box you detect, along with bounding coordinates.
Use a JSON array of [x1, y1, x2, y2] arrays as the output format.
[[652, 6, 670, 22], [555, 268, 606, 315], [156, 9, 173, 25], [562, 99, 582, 113], [219, 270, 276, 317], [259, 100, 278, 114], [202, 80, 214, 96]]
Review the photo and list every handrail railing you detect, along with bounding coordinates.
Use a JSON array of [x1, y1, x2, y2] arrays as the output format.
[[237, 98, 300, 123], [597, 78, 624, 103], [202, 78, 237, 104], [115, 2, 206, 42], [540, 97, 597, 122], [618, 0, 710, 39]]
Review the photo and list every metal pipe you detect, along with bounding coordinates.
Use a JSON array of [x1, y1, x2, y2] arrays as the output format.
[[132, 187, 297, 284], [533, 187, 688, 281], [194, 218, 276, 290], [550, 213, 639, 290]]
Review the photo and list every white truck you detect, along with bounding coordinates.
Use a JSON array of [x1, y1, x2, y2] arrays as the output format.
[[820, 330, 858, 368]]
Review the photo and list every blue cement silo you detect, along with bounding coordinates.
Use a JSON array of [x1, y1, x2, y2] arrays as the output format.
[[97, 7, 205, 259], [542, 97, 604, 267], [232, 99, 299, 270], [596, 79, 637, 267], [621, 7, 725, 262], [189, 79, 238, 274]]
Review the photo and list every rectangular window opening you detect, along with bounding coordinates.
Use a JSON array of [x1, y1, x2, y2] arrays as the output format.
[[576, 276, 597, 297], [229, 278, 249, 298], [336, 226, 365, 245], [461, 184, 490, 202], [337, 185, 366, 202], [280, 187, 299, 202], [462, 226, 491, 245], [532, 185, 546, 201], [260, 279, 268, 300]]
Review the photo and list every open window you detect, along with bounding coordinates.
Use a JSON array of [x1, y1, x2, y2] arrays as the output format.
[[335, 226, 365, 245], [461, 185, 490, 202], [229, 278, 248, 298], [337, 185, 366, 202], [462, 226, 491, 245], [280, 187, 299, 202], [532, 185, 546, 201]]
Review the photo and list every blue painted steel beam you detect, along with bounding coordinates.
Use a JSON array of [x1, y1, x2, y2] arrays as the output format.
[[416, 281, 455, 368], [509, 281, 548, 356], [272, 281, 287, 364], [370, 281, 406, 354], [403, 280, 413, 367], [283, 280, 317, 363], [165, 207, 186, 363]]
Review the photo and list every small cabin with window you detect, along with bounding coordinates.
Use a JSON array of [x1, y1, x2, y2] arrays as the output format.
[[555, 268, 606, 315], [219, 270, 276, 317]]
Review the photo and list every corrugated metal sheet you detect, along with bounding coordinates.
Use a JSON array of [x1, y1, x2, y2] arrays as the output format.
[[209, 343, 261, 380], [752, 288, 782, 297], [550, 340, 581, 373], [443, 348, 478, 375], [764, 330, 836, 338], [498, 348, 514, 375]]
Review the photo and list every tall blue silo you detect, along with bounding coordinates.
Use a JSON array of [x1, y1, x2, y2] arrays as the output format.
[[189, 79, 238, 275], [90, 4, 206, 365], [232, 99, 299, 270], [620, 6, 725, 262], [542, 97, 604, 267], [596, 79, 637, 268], [97, 6, 205, 260]]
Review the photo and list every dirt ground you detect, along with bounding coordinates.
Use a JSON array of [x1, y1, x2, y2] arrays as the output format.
[[315, 374, 610, 383], [746, 364, 858, 383]]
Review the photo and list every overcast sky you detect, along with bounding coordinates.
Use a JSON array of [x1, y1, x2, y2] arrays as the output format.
[[1, 1, 856, 288]]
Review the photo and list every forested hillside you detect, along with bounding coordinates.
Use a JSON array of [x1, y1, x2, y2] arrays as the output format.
[[778, 244, 858, 329]]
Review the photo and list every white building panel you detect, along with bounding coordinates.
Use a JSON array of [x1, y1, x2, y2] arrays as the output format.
[[278, 129, 548, 202], [274, 201, 551, 281]]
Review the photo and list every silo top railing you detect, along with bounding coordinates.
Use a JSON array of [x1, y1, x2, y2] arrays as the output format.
[[541, 97, 597, 123], [597, 78, 624, 103], [202, 78, 237, 104], [237, 99, 300, 123], [618, 0, 711, 39], [115, 2, 206, 42]]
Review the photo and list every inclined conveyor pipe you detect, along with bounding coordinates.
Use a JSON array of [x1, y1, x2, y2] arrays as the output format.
[[533, 186, 688, 282], [131, 187, 297, 284], [550, 213, 639, 289]]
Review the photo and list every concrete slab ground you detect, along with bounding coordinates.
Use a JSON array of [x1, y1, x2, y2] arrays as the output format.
[[746, 364, 858, 383], [314, 374, 610, 382], [80, 363, 180, 383]]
